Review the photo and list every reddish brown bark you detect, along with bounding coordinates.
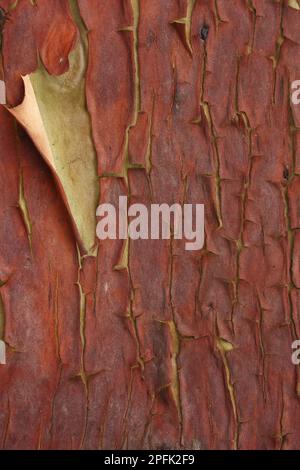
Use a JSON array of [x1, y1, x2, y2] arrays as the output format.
[[1, 0, 300, 450]]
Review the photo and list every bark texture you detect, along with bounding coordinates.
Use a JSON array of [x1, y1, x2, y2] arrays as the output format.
[[0, 0, 300, 450]]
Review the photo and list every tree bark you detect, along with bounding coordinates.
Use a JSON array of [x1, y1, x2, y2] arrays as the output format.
[[0, 0, 300, 450]]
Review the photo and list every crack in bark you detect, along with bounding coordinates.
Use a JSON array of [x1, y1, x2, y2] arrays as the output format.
[[18, 169, 33, 253], [216, 335, 239, 450]]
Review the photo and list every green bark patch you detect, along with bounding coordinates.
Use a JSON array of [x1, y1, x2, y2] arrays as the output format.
[[9, 1, 98, 253]]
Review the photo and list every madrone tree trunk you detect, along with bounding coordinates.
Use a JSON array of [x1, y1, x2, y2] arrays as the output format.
[[0, 0, 300, 450]]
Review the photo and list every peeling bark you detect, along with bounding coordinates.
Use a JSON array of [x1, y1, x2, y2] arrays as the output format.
[[0, 0, 300, 451]]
